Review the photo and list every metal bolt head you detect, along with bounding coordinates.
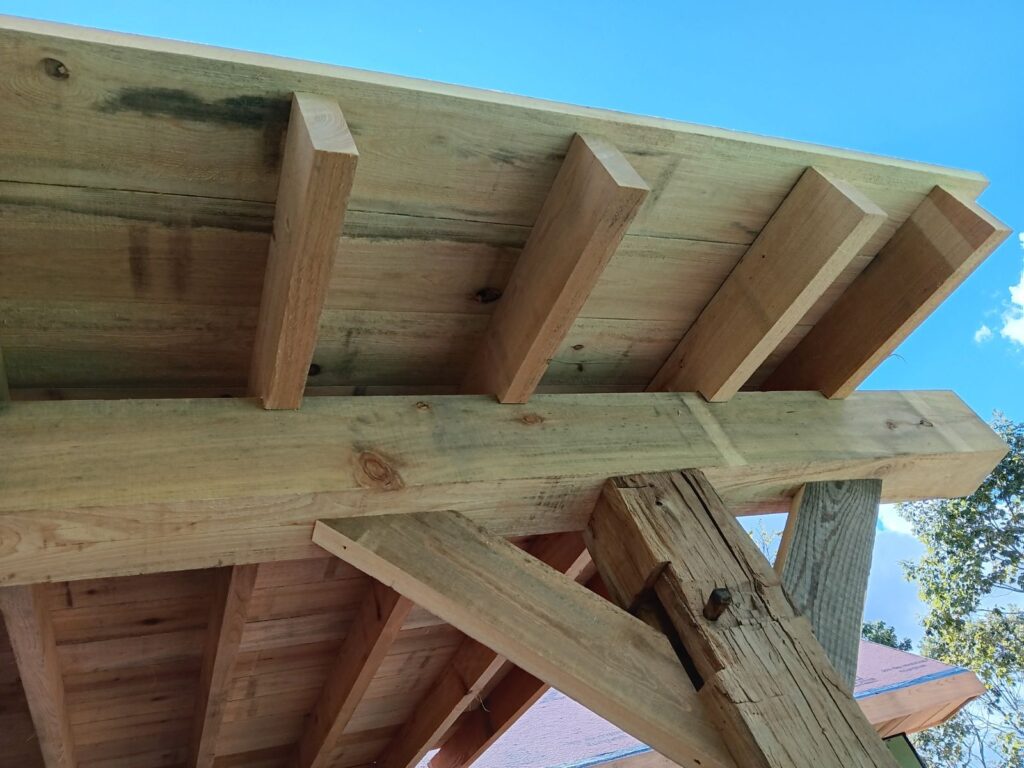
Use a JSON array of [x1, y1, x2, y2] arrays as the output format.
[[703, 587, 733, 621]]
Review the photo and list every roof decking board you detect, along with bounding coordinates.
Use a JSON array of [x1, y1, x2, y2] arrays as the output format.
[[0, 15, 995, 398]]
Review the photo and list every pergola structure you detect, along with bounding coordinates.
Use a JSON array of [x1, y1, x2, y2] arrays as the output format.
[[0, 15, 1013, 768]]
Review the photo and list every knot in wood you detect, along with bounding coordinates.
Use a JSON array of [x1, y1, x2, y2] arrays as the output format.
[[703, 587, 732, 621], [42, 57, 70, 80], [415, 401, 431, 412], [474, 287, 503, 304], [519, 412, 544, 426], [355, 450, 404, 491]]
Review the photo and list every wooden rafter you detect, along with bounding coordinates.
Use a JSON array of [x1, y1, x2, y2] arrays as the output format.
[[295, 580, 412, 768], [249, 92, 358, 409], [648, 168, 886, 400], [0, 346, 9, 402], [775, 480, 882, 689], [461, 133, 649, 403], [313, 513, 736, 768], [190, 564, 259, 768], [376, 533, 592, 768], [0, 585, 75, 768], [0, 391, 1005, 585], [588, 471, 897, 767], [431, 667, 547, 768], [428, 536, 596, 768], [764, 186, 1011, 398]]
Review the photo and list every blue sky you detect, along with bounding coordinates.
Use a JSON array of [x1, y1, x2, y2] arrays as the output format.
[[3, 1, 1020, 645]]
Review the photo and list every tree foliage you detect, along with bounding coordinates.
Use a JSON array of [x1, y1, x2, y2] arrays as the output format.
[[900, 416, 1024, 768], [862, 619, 913, 651]]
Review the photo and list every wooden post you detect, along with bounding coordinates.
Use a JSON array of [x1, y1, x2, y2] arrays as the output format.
[[587, 471, 898, 768], [775, 480, 882, 689]]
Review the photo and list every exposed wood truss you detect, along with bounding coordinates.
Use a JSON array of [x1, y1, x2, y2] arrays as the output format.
[[648, 168, 886, 400], [313, 513, 736, 768], [0, 391, 1005, 586], [0, 584, 76, 768], [0, 14, 1012, 768], [249, 92, 359, 409], [461, 133, 649, 402], [764, 186, 1011, 397], [587, 471, 896, 767], [190, 564, 259, 768], [775, 480, 882, 689]]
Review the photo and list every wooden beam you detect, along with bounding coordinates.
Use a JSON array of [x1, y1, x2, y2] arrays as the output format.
[[587, 472, 897, 768], [313, 513, 736, 768], [190, 564, 258, 768], [0, 584, 75, 768], [249, 92, 358, 410], [461, 133, 649, 402], [764, 187, 1011, 398], [432, 548, 598, 768], [377, 533, 591, 768], [0, 346, 9, 402], [0, 391, 1005, 585], [773, 480, 881, 689], [648, 168, 886, 400], [295, 580, 412, 768], [430, 667, 548, 768]]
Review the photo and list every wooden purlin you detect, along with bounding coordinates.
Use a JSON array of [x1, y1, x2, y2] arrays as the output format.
[[0, 391, 1006, 585]]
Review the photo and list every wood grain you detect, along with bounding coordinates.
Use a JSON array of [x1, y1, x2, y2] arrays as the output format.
[[764, 186, 1011, 398], [774, 480, 881, 690], [313, 513, 735, 768], [589, 472, 897, 768], [430, 666, 548, 768], [0, 16, 984, 242], [461, 134, 648, 402], [0, 584, 76, 768], [249, 93, 358, 409], [378, 533, 590, 768], [295, 581, 412, 768], [0, 391, 1005, 585], [647, 168, 885, 400], [191, 565, 259, 768]]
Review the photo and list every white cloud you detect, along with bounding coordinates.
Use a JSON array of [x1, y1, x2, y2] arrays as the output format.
[[974, 324, 993, 343], [999, 235, 1024, 346], [877, 503, 915, 536]]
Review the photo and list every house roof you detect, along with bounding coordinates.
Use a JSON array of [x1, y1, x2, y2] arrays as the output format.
[[463, 641, 985, 768]]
